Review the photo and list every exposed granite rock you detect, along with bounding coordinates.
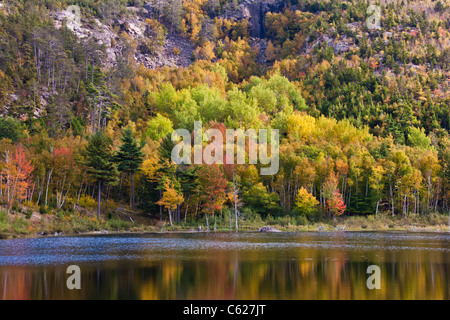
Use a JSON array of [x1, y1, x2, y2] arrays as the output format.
[[222, 0, 285, 38], [259, 226, 281, 232], [54, 6, 194, 70], [242, 0, 285, 38]]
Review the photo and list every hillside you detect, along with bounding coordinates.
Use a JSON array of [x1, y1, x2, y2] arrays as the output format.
[[0, 0, 449, 234]]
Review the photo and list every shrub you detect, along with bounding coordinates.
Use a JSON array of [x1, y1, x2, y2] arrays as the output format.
[[278, 216, 293, 227], [25, 209, 33, 220], [106, 218, 133, 230], [11, 217, 30, 234], [241, 207, 261, 222], [57, 211, 68, 219], [11, 202, 19, 213], [39, 206, 48, 215], [172, 47, 181, 55], [296, 215, 309, 226], [267, 215, 293, 227], [0, 210, 9, 232], [78, 195, 96, 209]]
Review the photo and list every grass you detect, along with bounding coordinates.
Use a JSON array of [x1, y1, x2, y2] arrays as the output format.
[[254, 212, 450, 232], [0, 208, 156, 239], [151, 211, 450, 233], [0, 207, 448, 239]]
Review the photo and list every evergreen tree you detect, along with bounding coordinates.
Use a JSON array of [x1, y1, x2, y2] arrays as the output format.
[[83, 131, 119, 220], [115, 129, 145, 211]]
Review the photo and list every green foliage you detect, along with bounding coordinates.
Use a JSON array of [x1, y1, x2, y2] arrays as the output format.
[[243, 182, 280, 217], [115, 128, 145, 210], [115, 129, 145, 174], [11, 202, 19, 214], [0, 117, 22, 142], [39, 206, 48, 215], [0, 0, 449, 229], [147, 114, 174, 141], [25, 208, 33, 220], [408, 127, 431, 150], [71, 117, 86, 137], [83, 131, 119, 185]]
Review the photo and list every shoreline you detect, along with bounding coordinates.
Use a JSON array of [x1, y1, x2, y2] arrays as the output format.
[[1, 209, 449, 240], [1, 223, 448, 241]]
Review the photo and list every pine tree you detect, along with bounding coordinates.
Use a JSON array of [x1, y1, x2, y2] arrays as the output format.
[[115, 129, 145, 211], [83, 131, 119, 220]]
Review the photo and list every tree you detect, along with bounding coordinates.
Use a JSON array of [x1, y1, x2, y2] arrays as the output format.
[[142, 19, 167, 54], [295, 187, 319, 217], [157, 178, 184, 226], [0, 117, 22, 142], [52, 145, 77, 210], [369, 164, 385, 215], [196, 164, 227, 231], [0, 71, 13, 108], [435, 1, 445, 13], [243, 182, 280, 217], [83, 131, 119, 220], [115, 129, 145, 211], [193, 41, 216, 61], [408, 127, 431, 149], [266, 41, 278, 62], [86, 67, 114, 133], [147, 113, 174, 141], [327, 190, 347, 216], [13, 144, 34, 204], [0, 144, 34, 213]]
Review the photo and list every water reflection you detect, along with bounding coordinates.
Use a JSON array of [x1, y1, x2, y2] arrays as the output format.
[[0, 232, 449, 299]]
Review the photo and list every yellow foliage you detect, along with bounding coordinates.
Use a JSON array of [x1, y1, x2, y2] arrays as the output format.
[[194, 41, 216, 61], [295, 187, 319, 215], [78, 195, 96, 209], [287, 112, 316, 141]]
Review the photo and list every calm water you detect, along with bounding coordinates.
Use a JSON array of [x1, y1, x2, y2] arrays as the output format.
[[0, 231, 449, 300]]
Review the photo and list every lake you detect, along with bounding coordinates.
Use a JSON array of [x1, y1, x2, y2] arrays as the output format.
[[0, 231, 449, 299]]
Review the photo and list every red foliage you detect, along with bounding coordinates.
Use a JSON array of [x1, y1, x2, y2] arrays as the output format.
[[53, 146, 73, 158], [14, 144, 34, 201], [197, 164, 227, 215], [52, 146, 75, 167], [327, 190, 346, 216], [1, 144, 34, 205]]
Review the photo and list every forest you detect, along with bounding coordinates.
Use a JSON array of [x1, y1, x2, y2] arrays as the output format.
[[0, 0, 449, 234]]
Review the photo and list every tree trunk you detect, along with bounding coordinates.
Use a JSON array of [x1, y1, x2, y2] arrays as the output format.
[[45, 168, 53, 207], [159, 190, 162, 221], [131, 172, 135, 211], [168, 209, 173, 226], [390, 183, 394, 216], [233, 171, 238, 231], [97, 180, 102, 220]]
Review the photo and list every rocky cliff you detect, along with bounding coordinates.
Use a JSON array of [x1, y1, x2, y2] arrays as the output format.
[[241, 0, 285, 38]]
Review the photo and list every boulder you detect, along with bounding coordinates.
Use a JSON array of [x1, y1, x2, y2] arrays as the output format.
[[258, 226, 281, 232]]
